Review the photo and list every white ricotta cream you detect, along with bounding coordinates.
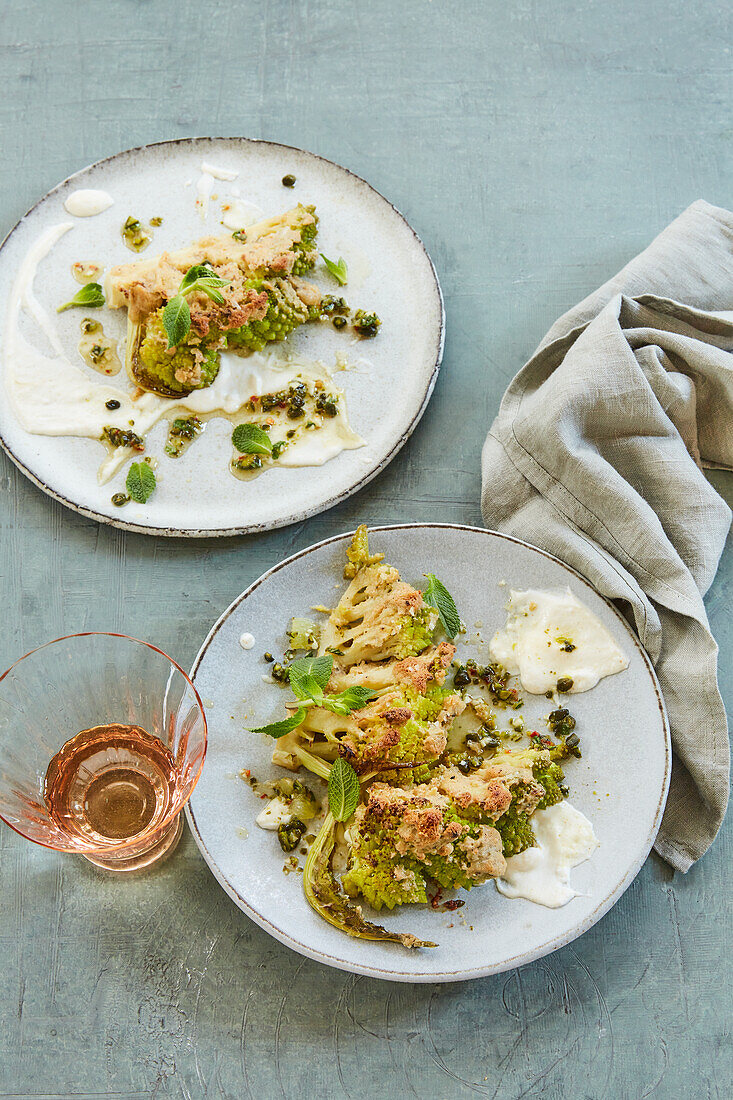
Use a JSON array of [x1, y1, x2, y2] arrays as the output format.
[[4, 226, 364, 485], [256, 797, 292, 830], [195, 162, 239, 218], [489, 588, 628, 694], [63, 189, 114, 217], [496, 801, 598, 907], [239, 632, 255, 650], [221, 198, 265, 230], [200, 161, 239, 181]]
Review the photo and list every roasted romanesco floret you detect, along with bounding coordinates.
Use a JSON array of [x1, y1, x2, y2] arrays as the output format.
[[136, 310, 221, 395], [395, 608, 437, 659], [492, 802, 537, 857], [342, 821, 427, 910], [226, 277, 317, 352], [342, 779, 507, 909], [290, 205, 319, 274], [343, 524, 385, 578]]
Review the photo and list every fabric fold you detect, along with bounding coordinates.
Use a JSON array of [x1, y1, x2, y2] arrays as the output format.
[[481, 200, 732, 871]]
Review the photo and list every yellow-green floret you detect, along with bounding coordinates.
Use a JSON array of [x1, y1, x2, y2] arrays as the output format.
[[395, 608, 436, 659], [533, 760, 566, 810], [137, 311, 221, 395], [342, 826, 427, 910], [227, 277, 316, 352], [493, 802, 536, 857], [492, 756, 567, 855], [420, 807, 493, 891], [290, 205, 319, 274]]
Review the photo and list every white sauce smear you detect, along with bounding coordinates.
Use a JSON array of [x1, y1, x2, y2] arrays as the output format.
[[221, 198, 265, 230], [496, 801, 598, 907], [256, 797, 292, 830], [195, 162, 239, 218], [490, 588, 628, 694], [63, 190, 114, 217]]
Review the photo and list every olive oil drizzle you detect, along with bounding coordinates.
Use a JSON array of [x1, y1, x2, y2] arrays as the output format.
[[78, 318, 122, 376]]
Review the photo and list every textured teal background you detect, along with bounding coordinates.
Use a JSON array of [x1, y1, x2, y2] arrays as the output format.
[[0, 2, 731, 1097]]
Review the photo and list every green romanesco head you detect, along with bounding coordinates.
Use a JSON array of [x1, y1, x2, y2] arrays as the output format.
[[342, 826, 427, 910], [343, 524, 385, 578], [226, 277, 311, 352], [349, 683, 452, 784], [136, 310, 220, 395], [533, 760, 566, 809], [394, 608, 436, 659], [493, 802, 536, 857], [419, 806, 490, 891], [290, 205, 319, 275]]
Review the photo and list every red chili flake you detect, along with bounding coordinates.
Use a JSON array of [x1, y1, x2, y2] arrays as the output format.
[[429, 888, 444, 909]]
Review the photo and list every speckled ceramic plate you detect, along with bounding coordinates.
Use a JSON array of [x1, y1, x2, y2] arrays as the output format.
[[187, 524, 670, 983], [0, 139, 443, 536]]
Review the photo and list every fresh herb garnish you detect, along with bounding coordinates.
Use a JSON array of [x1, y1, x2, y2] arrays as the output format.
[[232, 229, 247, 242], [232, 423, 273, 455], [248, 654, 376, 739], [249, 708, 308, 739], [423, 573, 461, 639], [320, 254, 348, 286], [161, 296, 192, 348], [288, 654, 333, 700], [328, 758, 360, 821], [57, 282, 105, 313], [161, 264, 230, 348], [125, 462, 156, 504]]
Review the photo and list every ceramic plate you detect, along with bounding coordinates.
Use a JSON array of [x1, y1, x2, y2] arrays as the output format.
[[187, 525, 670, 983], [0, 139, 443, 536]]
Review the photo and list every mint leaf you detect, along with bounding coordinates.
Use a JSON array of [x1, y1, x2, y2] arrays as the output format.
[[320, 254, 348, 286], [248, 707, 307, 739], [289, 655, 333, 700], [180, 263, 219, 288], [162, 294, 191, 347], [57, 282, 105, 313], [125, 462, 156, 504], [232, 423, 273, 455], [179, 264, 229, 305], [325, 686, 377, 715], [328, 758, 360, 821], [423, 573, 461, 639]]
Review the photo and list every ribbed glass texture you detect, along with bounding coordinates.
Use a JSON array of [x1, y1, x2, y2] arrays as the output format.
[[0, 633, 206, 855]]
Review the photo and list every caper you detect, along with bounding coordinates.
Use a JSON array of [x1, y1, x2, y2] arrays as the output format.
[[557, 677, 574, 693], [111, 492, 128, 507], [332, 316, 347, 330], [281, 174, 296, 187], [454, 667, 471, 688], [278, 818, 306, 851], [105, 399, 121, 410]]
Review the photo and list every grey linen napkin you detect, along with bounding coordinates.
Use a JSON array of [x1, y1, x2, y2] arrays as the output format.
[[481, 200, 733, 871]]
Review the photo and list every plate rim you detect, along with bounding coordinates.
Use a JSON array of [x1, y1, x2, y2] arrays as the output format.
[[0, 136, 445, 537], [185, 522, 672, 983]]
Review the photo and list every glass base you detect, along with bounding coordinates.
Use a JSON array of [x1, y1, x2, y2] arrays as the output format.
[[83, 812, 183, 872]]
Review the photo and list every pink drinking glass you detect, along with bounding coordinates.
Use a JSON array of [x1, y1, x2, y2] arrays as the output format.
[[0, 633, 207, 871]]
